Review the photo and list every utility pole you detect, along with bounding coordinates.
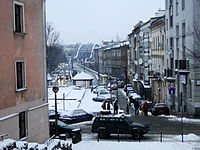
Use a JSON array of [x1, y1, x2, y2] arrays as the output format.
[[52, 86, 59, 136]]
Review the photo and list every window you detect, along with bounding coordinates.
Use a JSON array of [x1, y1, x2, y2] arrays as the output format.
[[176, 38, 179, 59], [169, 0, 173, 28], [176, 25, 179, 37], [182, 0, 185, 10], [19, 111, 27, 139], [15, 61, 26, 90], [176, 0, 179, 15], [13, 1, 25, 33], [162, 35, 165, 49], [182, 22, 186, 59], [182, 22, 185, 36], [165, 0, 168, 10], [182, 36, 186, 59], [166, 19, 168, 30], [170, 37, 174, 50]]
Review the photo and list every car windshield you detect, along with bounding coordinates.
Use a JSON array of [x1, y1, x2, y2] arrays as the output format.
[[99, 90, 109, 94], [155, 103, 167, 107]]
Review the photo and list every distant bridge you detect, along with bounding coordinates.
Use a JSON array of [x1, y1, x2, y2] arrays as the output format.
[[74, 43, 99, 62]]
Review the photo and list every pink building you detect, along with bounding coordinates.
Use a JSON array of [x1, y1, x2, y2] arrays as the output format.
[[0, 0, 49, 143]]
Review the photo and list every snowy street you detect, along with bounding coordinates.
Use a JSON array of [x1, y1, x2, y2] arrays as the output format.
[[47, 85, 200, 149]]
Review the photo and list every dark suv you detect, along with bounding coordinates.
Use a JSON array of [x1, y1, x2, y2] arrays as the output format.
[[91, 115, 150, 139]]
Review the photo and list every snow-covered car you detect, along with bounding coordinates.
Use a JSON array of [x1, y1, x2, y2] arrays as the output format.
[[118, 81, 125, 88], [110, 84, 118, 90], [124, 84, 133, 92], [128, 93, 141, 103], [59, 109, 94, 124], [97, 90, 116, 101], [93, 95, 109, 102], [93, 86, 106, 94]]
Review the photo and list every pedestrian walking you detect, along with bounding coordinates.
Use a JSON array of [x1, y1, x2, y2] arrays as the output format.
[[107, 101, 110, 110], [129, 96, 135, 104], [91, 86, 93, 92], [134, 100, 140, 115], [142, 102, 148, 116], [126, 104, 129, 115], [101, 100, 106, 110], [114, 100, 119, 114]]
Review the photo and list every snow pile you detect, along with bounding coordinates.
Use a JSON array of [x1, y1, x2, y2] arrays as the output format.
[[175, 134, 200, 142], [164, 115, 200, 124], [0, 139, 47, 150], [72, 141, 197, 150]]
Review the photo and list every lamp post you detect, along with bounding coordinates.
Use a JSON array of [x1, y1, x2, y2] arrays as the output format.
[[52, 86, 59, 136]]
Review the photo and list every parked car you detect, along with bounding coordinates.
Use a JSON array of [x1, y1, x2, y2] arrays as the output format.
[[97, 89, 116, 101], [118, 81, 125, 88], [93, 86, 106, 94], [49, 119, 81, 137], [49, 110, 60, 119], [92, 95, 109, 102], [110, 84, 118, 90], [124, 84, 133, 92], [91, 115, 150, 139], [59, 109, 94, 124], [128, 93, 141, 103], [151, 103, 170, 116]]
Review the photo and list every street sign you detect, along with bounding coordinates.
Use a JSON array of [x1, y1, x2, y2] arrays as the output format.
[[168, 82, 175, 88], [168, 88, 175, 95], [52, 86, 59, 93]]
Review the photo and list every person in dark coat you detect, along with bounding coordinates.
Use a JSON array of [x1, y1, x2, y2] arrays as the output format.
[[101, 100, 106, 110], [129, 96, 135, 104], [107, 101, 110, 110], [114, 100, 119, 114], [126, 104, 129, 115], [134, 100, 140, 115]]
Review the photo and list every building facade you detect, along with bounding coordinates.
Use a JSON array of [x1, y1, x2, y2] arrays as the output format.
[[128, 10, 165, 101], [165, 0, 200, 115], [0, 0, 49, 142], [102, 42, 129, 82], [150, 15, 166, 103]]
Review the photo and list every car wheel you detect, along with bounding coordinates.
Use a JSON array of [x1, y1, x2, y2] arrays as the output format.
[[98, 129, 109, 139], [98, 132, 109, 139], [65, 132, 70, 138], [165, 111, 170, 115], [132, 132, 141, 140]]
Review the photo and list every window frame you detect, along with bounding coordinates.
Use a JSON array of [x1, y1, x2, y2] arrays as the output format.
[[13, 1, 25, 33], [19, 111, 27, 139], [182, 0, 185, 10], [15, 61, 27, 92], [175, 0, 179, 15]]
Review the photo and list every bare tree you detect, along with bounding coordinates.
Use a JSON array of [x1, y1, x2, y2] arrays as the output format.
[[46, 22, 66, 73], [183, 1, 200, 74]]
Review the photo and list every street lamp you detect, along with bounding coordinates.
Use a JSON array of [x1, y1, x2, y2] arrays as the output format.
[[52, 86, 59, 136]]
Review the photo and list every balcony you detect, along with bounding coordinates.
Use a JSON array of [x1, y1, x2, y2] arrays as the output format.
[[175, 59, 190, 75], [164, 69, 176, 82]]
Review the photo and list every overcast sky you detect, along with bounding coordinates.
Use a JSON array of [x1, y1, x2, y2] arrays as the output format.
[[46, 0, 164, 44]]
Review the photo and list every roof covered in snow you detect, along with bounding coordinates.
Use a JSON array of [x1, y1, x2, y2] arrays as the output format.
[[72, 72, 94, 80]]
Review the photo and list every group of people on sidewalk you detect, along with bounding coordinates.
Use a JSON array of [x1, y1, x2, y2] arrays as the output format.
[[129, 96, 149, 116], [101, 99, 119, 114], [101, 96, 149, 116]]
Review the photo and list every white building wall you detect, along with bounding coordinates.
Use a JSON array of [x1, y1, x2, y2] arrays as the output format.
[[165, 0, 200, 115]]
